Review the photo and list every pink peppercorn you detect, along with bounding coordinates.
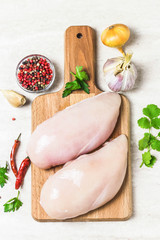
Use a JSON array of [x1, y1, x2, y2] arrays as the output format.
[[17, 56, 53, 92]]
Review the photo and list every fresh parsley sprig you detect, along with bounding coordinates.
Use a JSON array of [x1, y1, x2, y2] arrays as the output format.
[[3, 191, 23, 212], [0, 162, 9, 188], [62, 66, 89, 98], [138, 104, 160, 168]]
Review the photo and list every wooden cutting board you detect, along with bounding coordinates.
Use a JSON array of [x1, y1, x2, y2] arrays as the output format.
[[31, 26, 132, 221]]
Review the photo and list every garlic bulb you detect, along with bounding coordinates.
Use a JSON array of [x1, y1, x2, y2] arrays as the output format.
[[103, 52, 137, 92], [0, 90, 26, 107]]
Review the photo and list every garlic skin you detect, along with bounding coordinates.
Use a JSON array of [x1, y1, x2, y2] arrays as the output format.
[[1, 90, 26, 107], [103, 53, 137, 92]]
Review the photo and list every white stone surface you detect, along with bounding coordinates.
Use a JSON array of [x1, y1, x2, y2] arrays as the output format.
[[0, 0, 160, 239]]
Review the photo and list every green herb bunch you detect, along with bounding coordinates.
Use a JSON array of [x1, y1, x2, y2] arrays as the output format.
[[3, 191, 23, 212], [0, 161, 23, 212], [62, 66, 89, 98], [138, 104, 160, 168], [0, 162, 9, 188]]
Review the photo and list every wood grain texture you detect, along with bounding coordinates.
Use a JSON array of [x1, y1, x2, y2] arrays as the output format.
[[31, 26, 132, 221]]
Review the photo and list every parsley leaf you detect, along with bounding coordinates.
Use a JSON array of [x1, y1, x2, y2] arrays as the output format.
[[144, 132, 156, 142], [76, 66, 89, 81], [142, 151, 151, 165], [62, 80, 81, 97], [62, 89, 72, 98], [148, 133, 156, 143], [143, 104, 160, 119], [0, 162, 9, 188], [138, 134, 150, 150], [62, 66, 90, 98], [65, 80, 81, 90], [151, 139, 160, 151], [151, 118, 160, 129], [138, 133, 156, 151], [77, 79, 90, 94], [141, 151, 156, 168], [3, 191, 23, 212], [138, 117, 150, 129]]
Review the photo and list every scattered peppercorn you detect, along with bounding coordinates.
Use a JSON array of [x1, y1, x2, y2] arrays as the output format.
[[17, 56, 53, 92]]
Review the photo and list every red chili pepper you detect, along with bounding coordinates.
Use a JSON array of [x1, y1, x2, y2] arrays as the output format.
[[10, 133, 21, 177], [15, 157, 30, 190]]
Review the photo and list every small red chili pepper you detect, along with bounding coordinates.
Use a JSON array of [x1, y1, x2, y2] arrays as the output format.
[[15, 156, 30, 190], [12, 118, 16, 121], [10, 133, 21, 177]]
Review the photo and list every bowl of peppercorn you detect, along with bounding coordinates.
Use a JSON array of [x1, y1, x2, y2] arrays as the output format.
[[16, 54, 55, 93]]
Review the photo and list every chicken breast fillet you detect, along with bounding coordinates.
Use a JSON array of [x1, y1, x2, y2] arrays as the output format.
[[27, 92, 121, 168], [40, 134, 128, 220]]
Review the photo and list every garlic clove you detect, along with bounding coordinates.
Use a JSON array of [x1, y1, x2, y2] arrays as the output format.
[[103, 57, 124, 73], [121, 64, 137, 91], [108, 72, 124, 92], [1, 90, 26, 107]]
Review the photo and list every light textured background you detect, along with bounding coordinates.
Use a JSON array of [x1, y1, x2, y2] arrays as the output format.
[[0, 0, 160, 239]]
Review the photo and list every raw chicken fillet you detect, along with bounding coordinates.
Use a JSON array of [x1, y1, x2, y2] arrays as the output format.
[[27, 92, 121, 168], [40, 135, 128, 219]]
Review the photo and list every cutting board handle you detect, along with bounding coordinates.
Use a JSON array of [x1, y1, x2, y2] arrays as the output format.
[[64, 26, 99, 94]]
